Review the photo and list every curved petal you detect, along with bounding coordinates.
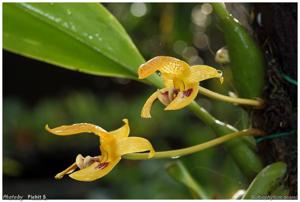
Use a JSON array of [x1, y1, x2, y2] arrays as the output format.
[[109, 119, 130, 138], [165, 84, 199, 110], [45, 123, 108, 137], [138, 56, 190, 79], [162, 74, 174, 88], [157, 87, 175, 106], [69, 158, 121, 182], [55, 162, 78, 180], [186, 65, 223, 84], [116, 137, 155, 158], [141, 91, 159, 118], [173, 78, 185, 91], [100, 136, 119, 162]]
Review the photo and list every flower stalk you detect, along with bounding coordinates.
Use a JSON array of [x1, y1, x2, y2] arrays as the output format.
[[198, 86, 264, 108], [187, 102, 264, 179], [123, 128, 264, 160]]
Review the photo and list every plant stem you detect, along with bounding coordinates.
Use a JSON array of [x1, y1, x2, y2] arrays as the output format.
[[211, 3, 229, 20], [188, 101, 217, 126], [188, 100, 264, 179], [198, 86, 264, 108], [166, 161, 209, 199], [123, 128, 264, 160]]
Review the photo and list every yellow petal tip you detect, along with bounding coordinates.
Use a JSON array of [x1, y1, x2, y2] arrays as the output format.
[[138, 74, 145, 80], [140, 91, 159, 118], [138, 63, 151, 80], [141, 113, 151, 119], [45, 124, 51, 132], [122, 119, 129, 124], [217, 70, 224, 84], [164, 107, 171, 111], [55, 173, 64, 180], [220, 77, 224, 84]]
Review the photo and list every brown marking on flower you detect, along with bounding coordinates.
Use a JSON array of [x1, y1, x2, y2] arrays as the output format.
[[172, 88, 179, 99], [161, 91, 168, 97], [95, 162, 109, 170], [183, 88, 193, 97]]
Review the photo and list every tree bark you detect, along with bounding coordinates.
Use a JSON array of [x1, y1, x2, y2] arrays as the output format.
[[252, 3, 297, 197]]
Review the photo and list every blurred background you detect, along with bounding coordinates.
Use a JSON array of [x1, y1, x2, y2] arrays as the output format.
[[3, 3, 252, 199]]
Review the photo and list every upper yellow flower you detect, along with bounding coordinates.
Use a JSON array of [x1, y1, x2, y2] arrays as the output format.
[[138, 56, 223, 118], [46, 119, 154, 182]]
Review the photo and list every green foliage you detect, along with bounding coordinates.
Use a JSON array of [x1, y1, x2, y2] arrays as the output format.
[[3, 3, 160, 86], [166, 161, 208, 199], [212, 121, 263, 179], [211, 3, 265, 98], [242, 162, 287, 199], [188, 102, 263, 179], [181, 125, 248, 198]]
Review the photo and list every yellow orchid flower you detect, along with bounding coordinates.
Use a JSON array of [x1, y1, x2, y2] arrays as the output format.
[[45, 119, 154, 182], [138, 56, 224, 118]]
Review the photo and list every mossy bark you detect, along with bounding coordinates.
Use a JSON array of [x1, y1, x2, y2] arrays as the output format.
[[251, 3, 297, 197]]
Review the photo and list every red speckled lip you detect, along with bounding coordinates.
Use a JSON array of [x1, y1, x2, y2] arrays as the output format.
[[95, 162, 109, 170], [183, 88, 193, 97]]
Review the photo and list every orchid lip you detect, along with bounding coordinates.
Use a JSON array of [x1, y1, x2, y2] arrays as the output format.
[[183, 88, 193, 97], [160, 88, 192, 102], [169, 88, 179, 100], [95, 162, 109, 170], [158, 88, 180, 105]]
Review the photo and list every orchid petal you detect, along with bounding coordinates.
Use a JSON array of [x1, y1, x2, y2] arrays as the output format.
[[165, 84, 199, 110], [162, 74, 174, 88], [55, 162, 78, 180], [157, 88, 172, 106], [186, 65, 223, 84], [116, 137, 155, 158], [100, 136, 119, 162], [45, 123, 108, 137], [141, 91, 159, 118], [138, 56, 190, 79], [69, 158, 121, 182], [173, 78, 185, 91], [109, 119, 130, 138]]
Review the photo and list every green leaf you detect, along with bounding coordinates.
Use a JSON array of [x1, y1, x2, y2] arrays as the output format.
[[3, 3, 147, 79], [211, 3, 265, 98], [242, 162, 287, 199], [166, 161, 209, 199]]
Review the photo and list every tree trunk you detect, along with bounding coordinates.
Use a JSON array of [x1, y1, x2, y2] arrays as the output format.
[[252, 3, 297, 197]]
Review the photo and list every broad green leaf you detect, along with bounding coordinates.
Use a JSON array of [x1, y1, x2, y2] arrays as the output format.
[[3, 3, 151, 80]]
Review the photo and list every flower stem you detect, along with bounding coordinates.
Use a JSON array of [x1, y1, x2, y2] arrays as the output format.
[[198, 86, 264, 108], [188, 101, 217, 126], [123, 129, 264, 160], [187, 102, 264, 179]]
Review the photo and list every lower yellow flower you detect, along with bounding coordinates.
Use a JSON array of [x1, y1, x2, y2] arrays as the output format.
[[138, 56, 223, 118], [46, 119, 155, 182]]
